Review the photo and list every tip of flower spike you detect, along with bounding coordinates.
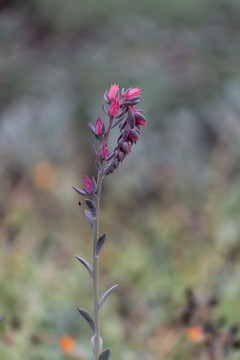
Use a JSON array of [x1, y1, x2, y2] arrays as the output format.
[[101, 84, 146, 176], [110, 83, 119, 90], [108, 84, 119, 102]]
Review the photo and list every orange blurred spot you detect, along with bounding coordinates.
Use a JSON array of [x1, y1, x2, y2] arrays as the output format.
[[187, 326, 204, 343], [59, 335, 76, 354], [31, 161, 58, 190]]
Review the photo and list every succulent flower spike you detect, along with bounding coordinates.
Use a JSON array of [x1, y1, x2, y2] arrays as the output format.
[[101, 85, 147, 176], [73, 84, 147, 360]]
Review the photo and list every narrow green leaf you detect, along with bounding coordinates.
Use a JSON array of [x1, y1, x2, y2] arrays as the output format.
[[77, 308, 95, 335], [96, 233, 106, 257], [75, 256, 93, 278], [99, 348, 111, 360], [99, 284, 118, 311], [85, 199, 97, 218], [72, 186, 87, 196], [85, 209, 94, 229]]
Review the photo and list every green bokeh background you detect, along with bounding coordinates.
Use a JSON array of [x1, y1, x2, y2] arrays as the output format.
[[1, 0, 240, 359]]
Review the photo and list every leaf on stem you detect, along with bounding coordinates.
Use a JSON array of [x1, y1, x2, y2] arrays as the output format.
[[88, 122, 96, 135], [77, 308, 95, 335], [96, 233, 107, 257], [85, 210, 94, 230], [85, 199, 97, 218], [128, 109, 135, 127], [75, 256, 93, 278], [115, 109, 127, 119], [99, 284, 118, 311], [95, 160, 101, 172], [92, 177, 97, 194], [99, 348, 111, 360], [72, 186, 87, 196], [102, 102, 109, 116], [104, 152, 115, 162], [92, 144, 98, 157]]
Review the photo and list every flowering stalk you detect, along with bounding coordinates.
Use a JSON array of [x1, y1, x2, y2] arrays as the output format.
[[73, 84, 147, 360]]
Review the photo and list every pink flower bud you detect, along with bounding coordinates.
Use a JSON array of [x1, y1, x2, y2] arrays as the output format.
[[99, 141, 109, 160], [127, 131, 138, 144], [108, 83, 119, 102], [133, 111, 147, 127], [123, 87, 141, 99], [84, 175, 93, 194], [95, 116, 103, 135], [109, 97, 119, 117]]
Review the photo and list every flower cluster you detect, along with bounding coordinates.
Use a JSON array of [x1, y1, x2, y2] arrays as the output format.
[[74, 84, 147, 195], [72, 84, 147, 360], [103, 86, 146, 176]]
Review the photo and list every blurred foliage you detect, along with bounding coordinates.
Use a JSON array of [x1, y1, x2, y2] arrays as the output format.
[[1, 0, 240, 359]]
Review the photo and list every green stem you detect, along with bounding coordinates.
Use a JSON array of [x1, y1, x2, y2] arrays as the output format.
[[92, 171, 103, 360]]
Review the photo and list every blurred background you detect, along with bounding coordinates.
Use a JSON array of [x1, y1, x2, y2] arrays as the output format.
[[1, 0, 240, 359]]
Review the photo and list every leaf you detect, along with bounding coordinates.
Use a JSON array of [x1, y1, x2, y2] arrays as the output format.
[[95, 160, 101, 172], [92, 177, 97, 194], [77, 308, 95, 335], [102, 102, 109, 116], [85, 210, 94, 230], [135, 111, 147, 122], [75, 256, 93, 278], [99, 348, 111, 360], [99, 284, 118, 311], [128, 109, 135, 127], [122, 124, 131, 141], [104, 91, 110, 103], [88, 122, 96, 135], [103, 162, 113, 176], [115, 108, 127, 119], [92, 144, 98, 156], [85, 199, 97, 218], [104, 152, 115, 162], [72, 186, 87, 196], [96, 233, 106, 257]]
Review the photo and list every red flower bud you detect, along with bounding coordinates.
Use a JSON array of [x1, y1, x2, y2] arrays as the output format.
[[109, 97, 119, 117], [123, 87, 141, 99], [134, 111, 147, 127], [99, 141, 109, 160], [95, 116, 103, 135], [128, 131, 138, 144], [84, 175, 93, 194], [135, 117, 146, 127], [108, 83, 119, 102]]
